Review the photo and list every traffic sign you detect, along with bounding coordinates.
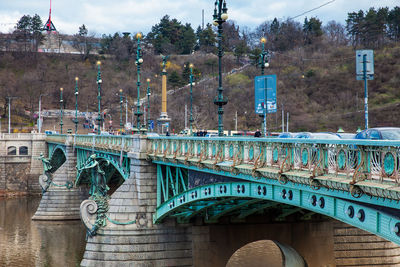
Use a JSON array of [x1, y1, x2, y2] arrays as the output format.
[[356, 50, 374, 80], [255, 74, 277, 114]]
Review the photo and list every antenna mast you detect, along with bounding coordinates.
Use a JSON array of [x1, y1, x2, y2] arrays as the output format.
[[43, 0, 56, 32]]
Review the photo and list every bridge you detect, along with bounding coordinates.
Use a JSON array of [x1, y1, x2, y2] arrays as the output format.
[[35, 133, 400, 266]]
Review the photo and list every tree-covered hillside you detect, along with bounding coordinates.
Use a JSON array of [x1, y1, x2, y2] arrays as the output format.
[[0, 6, 400, 133]]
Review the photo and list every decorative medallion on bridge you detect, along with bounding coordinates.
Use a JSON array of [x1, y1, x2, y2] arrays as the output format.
[[383, 152, 395, 176], [301, 148, 308, 167], [249, 146, 254, 161], [229, 144, 233, 158], [273, 147, 279, 163], [337, 149, 346, 170]]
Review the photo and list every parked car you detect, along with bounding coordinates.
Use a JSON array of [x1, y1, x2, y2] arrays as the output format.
[[205, 133, 218, 138], [336, 133, 356, 139], [294, 132, 340, 140], [147, 132, 160, 137], [355, 127, 400, 140], [278, 132, 294, 138]]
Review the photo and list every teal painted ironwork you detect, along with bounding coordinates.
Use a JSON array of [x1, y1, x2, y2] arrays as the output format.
[[96, 61, 103, 135], [146, 78, 151, 131], [249, 146, 254, 161], [273, 147, 278, 163], [119, 89, 124, 130], [157, 165, 188, 205], [59, 87, 63, 134], [153, 180, 400, 246], [189, 63, 195, 134], [77, 154, 110, 236], [301, 148, 308, 166], [74, 77, 79, 134], [384, 153, 395, 176], [134, 32, 144, 131], [213, 0, 229, 136], [338, 150, 346, 170]]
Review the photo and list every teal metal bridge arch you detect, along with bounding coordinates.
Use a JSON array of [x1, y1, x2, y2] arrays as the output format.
[[148, 136, 400, 245], [46, 135, 131, 191]]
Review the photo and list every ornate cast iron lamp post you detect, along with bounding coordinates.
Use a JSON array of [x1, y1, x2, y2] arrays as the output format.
[[96, 61, 103, 135], [59, 87, 63, 134], [74, 77, 79, 134], [213, 0, 228, 136], [146, 78, 151, 131], [119, 89, 124, 131], [189, 63, 194, 135], [259, 37, 270, 75], [259, 37, 270, 137], [135, 32, 144, 131]]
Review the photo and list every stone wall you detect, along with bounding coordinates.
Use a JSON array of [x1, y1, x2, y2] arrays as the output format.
[[0, 133, 46, 193], [334, 222, 400, 266]]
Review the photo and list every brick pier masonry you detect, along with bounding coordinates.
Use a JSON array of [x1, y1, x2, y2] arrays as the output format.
[[32, 135, 88, 220], [0, 133, 46, 193], [80, 136, 192, 266]]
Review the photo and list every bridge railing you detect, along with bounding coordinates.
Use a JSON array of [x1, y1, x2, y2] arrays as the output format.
[[46, 134, 134, 152], [74, 135, 133, 152], [147, 137, 400, 186], [46, 134, 68, 144]]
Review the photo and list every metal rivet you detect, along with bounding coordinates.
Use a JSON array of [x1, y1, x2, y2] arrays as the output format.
[[281, 189, 287, 199], [346, 206, 354, 218], [288, 190, 293, 200], [357, 209, 365, 222], [318, 197, 325, 209]]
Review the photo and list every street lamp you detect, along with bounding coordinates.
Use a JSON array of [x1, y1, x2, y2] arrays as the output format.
[[189, 63, 195, 135], [146, 78, 151, 132], [119, 89, 124, 131], [59, 87, 64, 134], [96, 61, 103, 135], [259, 36, 270, 137], [74, 77, 79, 134], [213, 0, 228, 136], [259, 37, 270, 75], [135, 32, 144, 131]]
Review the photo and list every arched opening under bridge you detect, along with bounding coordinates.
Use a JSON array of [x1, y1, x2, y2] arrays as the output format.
[[226, 240, 306, 267]]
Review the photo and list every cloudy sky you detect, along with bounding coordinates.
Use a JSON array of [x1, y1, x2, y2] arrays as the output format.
[[0, 0, 398, 35]]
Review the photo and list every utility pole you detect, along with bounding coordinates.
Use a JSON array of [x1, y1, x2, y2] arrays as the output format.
[[184, 104, 187, 130], [125, 99, 128, 126], [7, 97, 17, 134], [235, 110, 238, 132], [38, 94, 47, 133], [286, 112, 289, 132], [281, 104, 284, 132]]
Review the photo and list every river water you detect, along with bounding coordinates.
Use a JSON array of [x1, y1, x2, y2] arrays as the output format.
[[0, 196, 86, 267]]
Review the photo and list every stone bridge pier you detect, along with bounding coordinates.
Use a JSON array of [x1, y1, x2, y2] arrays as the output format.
[[80, 135, 192, 266], [33, 136, 87, 220]]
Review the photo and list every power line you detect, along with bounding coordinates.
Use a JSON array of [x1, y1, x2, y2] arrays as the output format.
[[289, 0, 336, 20]]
